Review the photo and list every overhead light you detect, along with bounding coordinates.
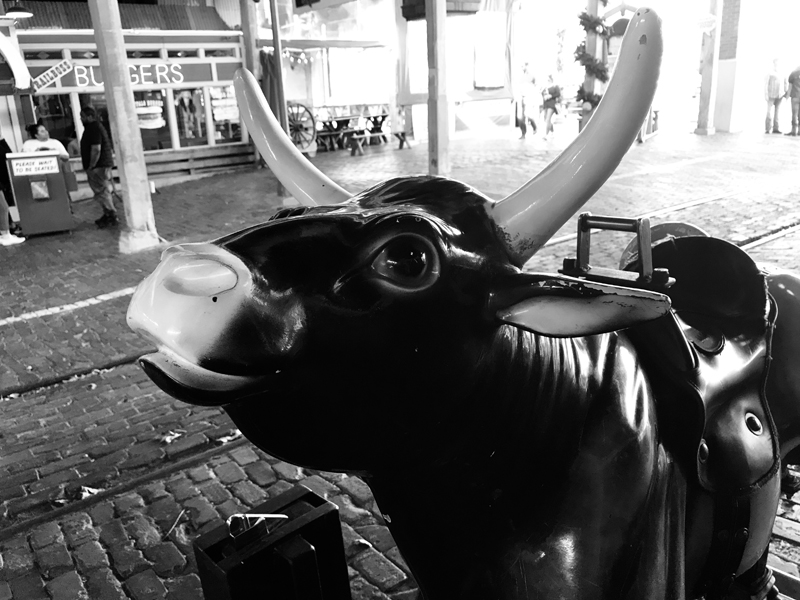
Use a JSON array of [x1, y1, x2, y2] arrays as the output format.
[[5, 3, 33, 19]]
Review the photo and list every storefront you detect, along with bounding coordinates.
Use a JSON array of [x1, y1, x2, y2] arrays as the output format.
[[16, 29, 246, 154]]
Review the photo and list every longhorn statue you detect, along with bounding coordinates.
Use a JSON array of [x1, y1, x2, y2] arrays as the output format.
[[127, 9, 800, 599]]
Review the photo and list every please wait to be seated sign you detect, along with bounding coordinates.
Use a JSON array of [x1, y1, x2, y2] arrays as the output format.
[[10, 155, 60, 176]]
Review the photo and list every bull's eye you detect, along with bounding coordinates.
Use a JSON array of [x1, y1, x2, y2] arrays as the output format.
[[371, 234, 439, 290]]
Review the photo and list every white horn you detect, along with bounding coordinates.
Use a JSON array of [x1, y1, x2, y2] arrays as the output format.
[[490, 8, 662, 266], [234, 69, 352, 206]]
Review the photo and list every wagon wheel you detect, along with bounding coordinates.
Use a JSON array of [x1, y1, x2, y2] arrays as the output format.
[[287, 102, 316, 152]]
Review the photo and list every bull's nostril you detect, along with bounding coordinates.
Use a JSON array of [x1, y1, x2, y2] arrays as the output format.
[[162, 259, 238, 296]]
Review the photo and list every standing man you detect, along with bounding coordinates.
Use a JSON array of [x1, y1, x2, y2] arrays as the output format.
[[765, 59, 786, 134], [80, 106, 118, 228], [785, 64, 800, 137]]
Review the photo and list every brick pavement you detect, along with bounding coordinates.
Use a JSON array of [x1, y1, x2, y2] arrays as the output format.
[[3, 124, 800, 598]]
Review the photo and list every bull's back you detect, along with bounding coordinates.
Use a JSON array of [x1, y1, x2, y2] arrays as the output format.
[[765, 270, 800, 459]]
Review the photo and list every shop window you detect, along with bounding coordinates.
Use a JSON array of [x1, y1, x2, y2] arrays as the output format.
[[209, 86, 241, 144], [168, 49, 197, 58], [134, 90, 172, 151], [127, 50, 161, 60], [175, 89, 206, 147], [208, 49, 237, 58], [24, 50, 63, 61]]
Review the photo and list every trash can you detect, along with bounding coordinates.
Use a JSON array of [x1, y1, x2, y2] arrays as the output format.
[[194, 484, 352, 600], [6, 151, 74, 236]]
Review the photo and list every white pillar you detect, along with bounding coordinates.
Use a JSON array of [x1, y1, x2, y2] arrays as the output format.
[[87, 0, 160, 253], [425, 0, 449, 176]]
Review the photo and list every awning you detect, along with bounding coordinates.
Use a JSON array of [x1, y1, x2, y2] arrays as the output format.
[[258, 38, 385, 50]]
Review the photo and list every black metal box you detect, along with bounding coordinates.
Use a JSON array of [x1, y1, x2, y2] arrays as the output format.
[[193, 484, 352, 600]]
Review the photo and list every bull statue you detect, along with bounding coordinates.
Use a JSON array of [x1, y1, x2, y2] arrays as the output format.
[[127, 8, 800, 600]]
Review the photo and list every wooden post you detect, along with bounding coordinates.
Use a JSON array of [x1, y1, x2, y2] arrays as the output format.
[[425, 0, 449, 176], [695, 1, 722, 135], [268, 0, 289, 198], [87, 0, 159, 253]]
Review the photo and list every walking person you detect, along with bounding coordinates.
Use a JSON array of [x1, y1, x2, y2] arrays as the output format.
[[765, 60, 786, 134], [0, 136, 22, 246], [80, 106, 119, 227], [517, 69, 539, 139], [541, 75, 561, 140]]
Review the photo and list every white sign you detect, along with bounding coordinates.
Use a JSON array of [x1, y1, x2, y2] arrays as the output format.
[[33, 59, 74, 93], [74, 63, 184, 88], [11, 156, 60, 176]]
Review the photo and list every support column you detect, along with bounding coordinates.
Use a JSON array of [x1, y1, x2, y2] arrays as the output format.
[[695, 1, 722, 135], [87, 0, 159, 253], [268, 0, 290, 199], [240, 0, 261, 164], [425, 0, 449, 176], [584, 0, 599, 97]]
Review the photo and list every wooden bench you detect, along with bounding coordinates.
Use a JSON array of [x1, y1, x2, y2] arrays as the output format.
[[316, 131, 342, 152]]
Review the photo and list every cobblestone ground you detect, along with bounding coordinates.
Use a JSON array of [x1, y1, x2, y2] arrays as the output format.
[[3, 123, 800, 598]]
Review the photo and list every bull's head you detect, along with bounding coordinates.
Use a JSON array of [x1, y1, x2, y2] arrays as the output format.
[[128, 9, 667, 473]]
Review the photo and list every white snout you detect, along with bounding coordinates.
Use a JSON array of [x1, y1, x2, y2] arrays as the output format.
[[162, 259, 238, 297]]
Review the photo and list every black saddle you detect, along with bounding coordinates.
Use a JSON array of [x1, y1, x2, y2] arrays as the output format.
[[624, 235, 781, 591]]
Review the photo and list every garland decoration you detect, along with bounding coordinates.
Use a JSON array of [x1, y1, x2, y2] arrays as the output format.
[[578, 11, 611, 38], [574, 42, 609, 84]]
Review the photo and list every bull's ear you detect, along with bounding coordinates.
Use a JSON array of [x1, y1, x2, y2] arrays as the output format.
[[492, 273, 671, 337]]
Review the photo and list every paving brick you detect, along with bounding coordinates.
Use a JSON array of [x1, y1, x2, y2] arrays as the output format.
[[143, 542, 186, 577], [164, 433, 209, 459], [341, 522, 373, 558], [164, 477, 199, 502], [85, 568, 126, 600], [99, 521, 129, 548], [38, 453, 90, 477], [183, 495, 219, 528], [119, 445, 165, 470], [266, 480, 295, 498], [352, 546, 407, 590], [61, 512, 98, 548], [216, 498, 247, 520], [187, 465, 213, 483], [35, 541, 74, 579], [300, 474, 340, 499], [198, 480, 232, 505], [165, 573, 202, 600], [273, 461, 304, 481], [0, 581, 9, 600], [8, 573, 46, 600], [124, 513, 162, 550], [45, 570, 88, 600], [125, 569, 167, 600], [89, 501, 115, 526], [214, 461, 246, 485], [231, 479, 268, 507], [331, 494, 375, 525], [355, 524, 396, 553], [229, 446, 259, 465], [114, 492, 145, 516], [0, 544, 34, 578], [147, 496, 183, 532], [386, 547, 411, 574], [7, 489, 56, 517], [30, 521, 64, 549], [108, 544, 150, 579], [138, 481, 169, 504], [73, 540, 110, 573], [350, 575, 392, 600], [244, 460, 277, 487], [339, 475, 375, 506]]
